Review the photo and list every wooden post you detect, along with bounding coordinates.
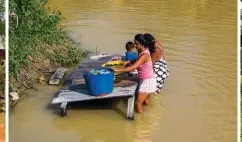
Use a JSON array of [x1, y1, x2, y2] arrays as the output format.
[[60, 102, 68, 117], [127, 95, 135, 120]]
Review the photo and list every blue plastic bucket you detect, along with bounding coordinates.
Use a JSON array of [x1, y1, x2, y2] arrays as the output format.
[[83, 68, 114, 96]]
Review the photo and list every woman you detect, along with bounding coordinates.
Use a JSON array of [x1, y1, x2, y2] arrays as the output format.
[[112, 34, 156, 113], [144, 33, 169, 94]]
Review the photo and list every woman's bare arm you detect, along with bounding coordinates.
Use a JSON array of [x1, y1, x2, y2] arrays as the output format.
[[113, 54, 148, 72], [150, 52, 157, 64], [155, 41, 165, 59]]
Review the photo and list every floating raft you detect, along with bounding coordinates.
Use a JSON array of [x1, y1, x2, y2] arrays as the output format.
[[52, 54, 138, 120]]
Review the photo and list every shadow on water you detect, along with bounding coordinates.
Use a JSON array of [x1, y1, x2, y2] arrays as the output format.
[[47, 98, 131, 120]]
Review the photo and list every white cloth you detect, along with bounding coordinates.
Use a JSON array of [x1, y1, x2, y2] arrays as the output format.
[[138, 77, 157, 94]]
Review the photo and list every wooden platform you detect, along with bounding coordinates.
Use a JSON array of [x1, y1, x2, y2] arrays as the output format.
[[52, 54, 138, 120], [52, 84, 137, 120], [52, 84, 136, 104]]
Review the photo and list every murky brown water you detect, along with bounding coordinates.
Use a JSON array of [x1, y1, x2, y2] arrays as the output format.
[[10, 0, 237, 142]]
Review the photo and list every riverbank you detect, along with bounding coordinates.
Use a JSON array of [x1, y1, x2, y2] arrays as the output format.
[[0, 113, 4, 142], [9, 0, 86, 108], [0, 50, 4, 142], [0, 1, 5, 140], [0, 50, 4, 111]]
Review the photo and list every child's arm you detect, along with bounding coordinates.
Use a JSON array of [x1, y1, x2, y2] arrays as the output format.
[[113, 54, 147, 72]]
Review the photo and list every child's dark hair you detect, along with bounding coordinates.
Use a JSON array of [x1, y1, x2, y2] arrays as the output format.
[[134, 34, 148, 47], [144, 33, 156, 52], [125, 41, 135, 51]]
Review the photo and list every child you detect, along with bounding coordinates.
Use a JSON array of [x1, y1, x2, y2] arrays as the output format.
[[122, 41, 138, 62], [113, 34, 156, 113]]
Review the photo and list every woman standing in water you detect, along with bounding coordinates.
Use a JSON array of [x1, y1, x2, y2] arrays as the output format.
[[144, 33, 169, 94], [113, 34, 156, 113]]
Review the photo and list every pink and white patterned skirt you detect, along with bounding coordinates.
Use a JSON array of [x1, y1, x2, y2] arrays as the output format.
[[138, 77, 157, 94]]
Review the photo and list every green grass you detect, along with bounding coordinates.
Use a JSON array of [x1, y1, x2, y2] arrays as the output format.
[[9, 0, 86, 91], [0, 0, 4, 112]]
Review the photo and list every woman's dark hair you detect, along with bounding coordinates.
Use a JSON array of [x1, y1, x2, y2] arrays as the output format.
[[134, 34, 148, 47], [144, 33, 156, 52]]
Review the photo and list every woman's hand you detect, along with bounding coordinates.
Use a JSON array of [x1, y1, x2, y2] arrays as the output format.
[[112, 54, 147, 73], [111, 66, 121, 72], [120, 61, 130, 66]]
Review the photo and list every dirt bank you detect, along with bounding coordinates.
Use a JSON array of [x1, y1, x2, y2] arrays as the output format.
[[0, 113, 4, 142], [9, 42, 86, 109]]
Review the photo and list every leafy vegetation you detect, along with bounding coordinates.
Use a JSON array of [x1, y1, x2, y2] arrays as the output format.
[[0, 60, 4, 112], [0, 0, 5, 112], [9, 0, 86, 92]]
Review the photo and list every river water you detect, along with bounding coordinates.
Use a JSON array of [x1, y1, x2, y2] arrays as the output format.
[[10, 0, 237, 142]]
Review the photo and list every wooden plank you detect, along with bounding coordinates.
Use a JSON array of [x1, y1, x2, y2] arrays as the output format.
[[52, 84, 137, 104], [49, 67, 67, 85]]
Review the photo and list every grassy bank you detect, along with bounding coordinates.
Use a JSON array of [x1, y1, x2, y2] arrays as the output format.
[[0, 59, 4, 111], [9, 0, 86, 106], [0, 0, 5, 113], [0, 1, 5, 141]]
